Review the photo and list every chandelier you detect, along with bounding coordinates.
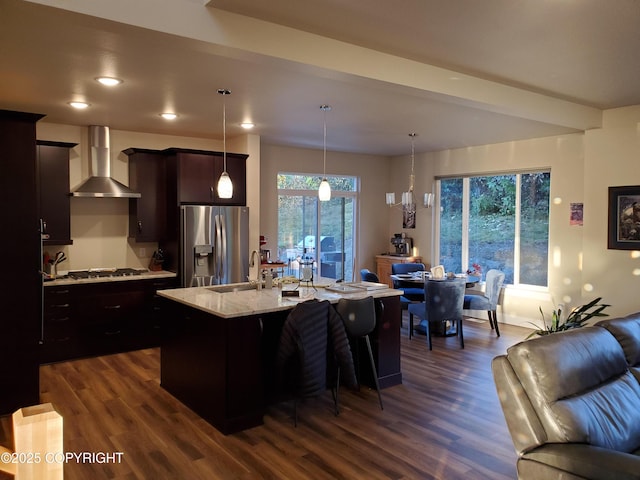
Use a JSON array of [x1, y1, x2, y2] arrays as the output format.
[[385, 133, 433, 209]]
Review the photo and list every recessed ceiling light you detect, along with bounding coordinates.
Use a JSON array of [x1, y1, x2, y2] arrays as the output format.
[[96, 76, 123, 86], [160, 113, 178, 120], [68, 101, 89, 109], [241, 122, 254, 129]]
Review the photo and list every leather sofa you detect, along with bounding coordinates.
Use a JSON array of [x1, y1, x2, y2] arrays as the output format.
[[492, 312, 640, 479]]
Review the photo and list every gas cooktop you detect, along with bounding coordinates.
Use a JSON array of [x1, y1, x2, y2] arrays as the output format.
[[68, 268, 148, 280]]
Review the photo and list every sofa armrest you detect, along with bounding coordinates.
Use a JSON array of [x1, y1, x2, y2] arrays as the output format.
[[491, 355, 547, 454], [523, 443, 640, 480]]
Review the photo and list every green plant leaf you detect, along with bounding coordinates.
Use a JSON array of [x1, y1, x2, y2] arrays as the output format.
[[527, 298, 610, 339]]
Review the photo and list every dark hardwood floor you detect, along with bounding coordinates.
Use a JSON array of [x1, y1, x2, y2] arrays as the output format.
[[0, 314, 531, 479]]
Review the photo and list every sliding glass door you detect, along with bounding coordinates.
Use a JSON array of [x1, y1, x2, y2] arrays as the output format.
[[278, 174, 357, 281]]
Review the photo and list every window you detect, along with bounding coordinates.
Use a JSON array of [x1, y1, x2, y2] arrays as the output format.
[[437, 171, 550, 286], [277, 174, 357, 281]]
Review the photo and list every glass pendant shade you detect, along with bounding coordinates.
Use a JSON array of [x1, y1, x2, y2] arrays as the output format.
[[402, 191, 414, 206], [319, 178, 331, 201], [386, 192, 395, 205], [217, 170, 233, 198]]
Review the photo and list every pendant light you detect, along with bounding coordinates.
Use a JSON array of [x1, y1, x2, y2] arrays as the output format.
[[403, 132, 417, 207], [216, 88, 233, 199], [318, 105, 332, 201], [386, 133, 418, 207]]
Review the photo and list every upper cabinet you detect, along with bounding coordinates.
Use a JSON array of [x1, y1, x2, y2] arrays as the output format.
[[124, 148, 167, 242], [211, 152, 247, 206], [37, 140, 76, 246], [125, 147, 247, 242], [166, 148, 247, 206]]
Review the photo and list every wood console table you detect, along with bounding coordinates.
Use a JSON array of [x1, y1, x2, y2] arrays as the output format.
[[375, 255, 425, 288]]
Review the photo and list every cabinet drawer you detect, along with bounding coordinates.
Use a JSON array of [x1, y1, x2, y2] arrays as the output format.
[[43, 320, 74, 342], [44, 286, 71, 307], [77, 290, 146, 323]]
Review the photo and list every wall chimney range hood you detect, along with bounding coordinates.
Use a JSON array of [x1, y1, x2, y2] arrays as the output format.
[[71, 125, 141, 198]]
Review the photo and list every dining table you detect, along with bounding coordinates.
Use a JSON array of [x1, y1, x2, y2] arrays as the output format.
[[390, 271, 480, 288], [390, 272, 480, 337]]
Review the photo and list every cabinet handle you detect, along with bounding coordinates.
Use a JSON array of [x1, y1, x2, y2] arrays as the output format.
[[51, 303, 70, 308], [50, 316, 70, 323], [104, 330, 121, 336], [42, 220, 47, 232], [104, 305, 121, 310], [52, 289, 70, 295], [210, 186, 214, 198], [138, 220, 143, 233]]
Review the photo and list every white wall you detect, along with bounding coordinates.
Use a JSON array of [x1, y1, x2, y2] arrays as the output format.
[[582, 106, 640, 318]]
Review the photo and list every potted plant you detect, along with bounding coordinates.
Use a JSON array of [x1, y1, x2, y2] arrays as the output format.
[[527, 297, 610, 338]]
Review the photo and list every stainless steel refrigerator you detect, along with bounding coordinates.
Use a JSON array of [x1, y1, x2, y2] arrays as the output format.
[[180, 205, 249, 287]]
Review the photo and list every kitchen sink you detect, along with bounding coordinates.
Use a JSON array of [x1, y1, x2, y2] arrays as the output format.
[[206, 283, 257, 293]]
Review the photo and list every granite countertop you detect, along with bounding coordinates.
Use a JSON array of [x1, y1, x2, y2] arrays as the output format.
[[44, 270, 177, 287], [157, 280, 402, 319]]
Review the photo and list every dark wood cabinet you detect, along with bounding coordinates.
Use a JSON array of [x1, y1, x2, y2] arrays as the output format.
[[41, 276, 176, 363], [124, 148, 167, 242], [177, 151, 217, 204], [37, 140, 76, 246], [0, 109, 44, 414], [166, 148, 247, 206], [143, 277, 176, 340], [41, 285, 77, 363], [160, 304, 263, 434], [125, 146, 247, 242], [212, 153, 247, 206]]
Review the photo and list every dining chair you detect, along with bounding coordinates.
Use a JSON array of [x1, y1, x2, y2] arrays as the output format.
[[463, 269, 505, 337], [275, 299, 357, 426], [408, 278, 466, 350], [391, 262, 426, 301], [360, 268, 380, 283], [391, 263, 426, 328], [335, 296, 384, 411]]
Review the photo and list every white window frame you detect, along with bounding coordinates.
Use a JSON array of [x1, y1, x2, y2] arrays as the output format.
[[435, 170, 550, 288]]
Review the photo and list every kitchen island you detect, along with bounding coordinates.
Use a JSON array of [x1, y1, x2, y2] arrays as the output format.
[[157, 282, 403, 434]]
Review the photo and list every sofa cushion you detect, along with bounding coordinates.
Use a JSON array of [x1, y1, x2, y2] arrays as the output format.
[[596, 313, 640, 375], [506, 327, 640, 452]]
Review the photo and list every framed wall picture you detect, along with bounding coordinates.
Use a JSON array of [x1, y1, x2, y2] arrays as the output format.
[[402, 203, 416, 229], [608, 185, 640, 250], [570, 203, 583, 226]]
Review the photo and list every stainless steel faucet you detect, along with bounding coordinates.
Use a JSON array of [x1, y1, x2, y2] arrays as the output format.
[[249, 249, 261, 281]]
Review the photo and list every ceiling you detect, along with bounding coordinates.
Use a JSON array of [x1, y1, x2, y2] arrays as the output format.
[[1, 0, 639, 156]]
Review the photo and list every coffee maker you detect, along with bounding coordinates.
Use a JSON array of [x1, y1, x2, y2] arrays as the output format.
[[391, 234, 412, 256]]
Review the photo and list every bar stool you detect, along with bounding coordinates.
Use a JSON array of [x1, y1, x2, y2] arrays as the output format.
[[335, 296, 384, 410]]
